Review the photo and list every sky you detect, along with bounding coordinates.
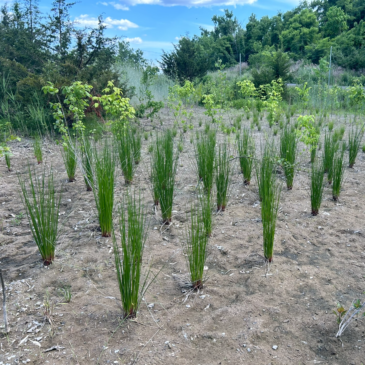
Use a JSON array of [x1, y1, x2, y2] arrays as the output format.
[[37, 0, 300, 62]]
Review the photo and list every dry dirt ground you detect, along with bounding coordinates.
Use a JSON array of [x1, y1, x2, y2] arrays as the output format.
[[1, 107, 365, 365]]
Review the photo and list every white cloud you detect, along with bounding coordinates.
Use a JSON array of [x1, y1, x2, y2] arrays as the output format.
[[74, 14, 138, 30], [117, 0, 257, 7], [110, 2, 130, 10], [125, 37, 143, 43]]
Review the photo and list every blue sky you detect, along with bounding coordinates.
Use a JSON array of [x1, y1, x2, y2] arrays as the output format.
[[37, 0, 300, 62]]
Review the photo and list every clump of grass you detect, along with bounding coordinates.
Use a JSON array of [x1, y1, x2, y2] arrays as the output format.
[[144, 132, 148, 141], [195, 130, 216, 195], [362, 144, 365, 153], [328, 121, 334, 131], [18, 166, 61, 265], [215, 143, 230, 212], [256, 142, 276, 202], [113, 192, 150, 319], [260, 162, 281, 263], [33, 136, 43, 164], [62, 140, 77, 182], [332, 148, 346, 201], [131, 130, 142, 164], [93, 139, 115, 237], [116, 131, 135, 184], [323, 132, 338, 183], [280, 126, 297, 190], [199, 191, 212, 237], [310, 159, 325, 216], [348, 125, 364, 168], [151, 130, 178, 223], [5, 151, 11, 171], [178, 141, 183, 153], [81, 138, 94, 191], [236, 128, 255, 185], [184, 205, 208, 290]]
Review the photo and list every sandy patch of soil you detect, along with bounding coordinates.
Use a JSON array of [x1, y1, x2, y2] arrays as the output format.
[[1, 108, 365, 365]]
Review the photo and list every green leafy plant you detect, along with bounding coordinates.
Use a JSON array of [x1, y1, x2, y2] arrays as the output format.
[[296, 115, 319, 164], [236, 128, 255, 185], [113, 192, 150, 318], [93, 139, 116, 237], [280, 126, 297, 190], [194, 130, 216, 195], [184, 205, 208, 290], [310, 159, 325, 216], [151, 130, 178, 223], [348, 125, 364, 168], [18, 167, 61, 265], [215, 143, 230, 212], [332, 148, 346, 201], [61, 140, 77, 182], [33, 136, 43, 164]]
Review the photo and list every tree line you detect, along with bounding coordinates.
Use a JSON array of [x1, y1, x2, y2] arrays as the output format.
[[160, 0, 365, 83]]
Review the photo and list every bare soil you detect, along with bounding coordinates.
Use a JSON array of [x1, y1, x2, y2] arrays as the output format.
[[1, 108, 365, 365]]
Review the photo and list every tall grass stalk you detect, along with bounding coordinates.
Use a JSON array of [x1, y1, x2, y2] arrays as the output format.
[[62, 141, 77, 182], [5, 152, 11, 171], [310, 159, 325, 216], [332, 148, 346, 201], [131, 129, 142, 164], [256, 142, 276, 202], [81, 138, 94, 191], [215, 143, 230, 211], [18, 167, 61, 265], [194, 130, 216, 195], [116, 131, 135, 184], [33, 136, 43, 164], [93, 139, 115, 237], [261, 169, 280, 263], [152, 130, 178, 223], [113, 192, 149, 318], [199, 191, 212, 237], [323, 132, 338, 184], [184, 206, 208, 290], [280, 126, 297, 190], [237, 128, 255, 185], [348, 125, 364, 168]]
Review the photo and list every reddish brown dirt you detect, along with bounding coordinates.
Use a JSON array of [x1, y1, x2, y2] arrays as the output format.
[[1, 108, 365, 365]]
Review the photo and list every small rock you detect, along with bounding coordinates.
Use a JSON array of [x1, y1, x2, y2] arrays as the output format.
[[272, 345, 278, 350], [247, 348, 251, 353], [147, 303, 154, 309]]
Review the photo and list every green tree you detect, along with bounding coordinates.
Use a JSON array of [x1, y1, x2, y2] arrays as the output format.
[[324, 6, 349, 37]]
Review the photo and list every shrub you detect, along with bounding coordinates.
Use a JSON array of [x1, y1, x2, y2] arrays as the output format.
[[236, 128, 255, 185], [93, 139, 116, 237], [18, 166, 61, 265]]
